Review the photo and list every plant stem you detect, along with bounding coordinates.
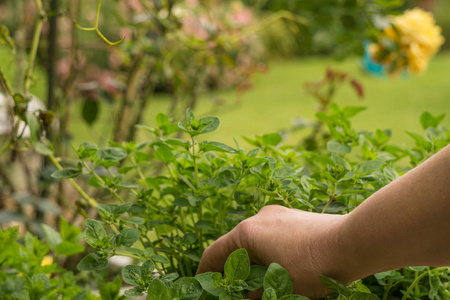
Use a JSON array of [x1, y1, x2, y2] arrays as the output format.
[[414, 271, 420, 295], [219, 181, 241, 234], [190, 136, 203, 254], [401, 267, 447, 300], [381, 281, 393, 300], [110, 224, 120, 235], [73, 0, 124, 46], [25, 0, 46, 95], [191, 137, 200, 189], [114, 250, 140, 259], [0, 67, 14, 96], [48, 154, 98, 207], [0, 140, 12, 158], [131, 156, 147, 184], [321, 183, 337, 214], [81, 161, 124, 203]]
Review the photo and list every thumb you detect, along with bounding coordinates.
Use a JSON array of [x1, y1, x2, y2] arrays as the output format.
[[196, 229, 240, 274]]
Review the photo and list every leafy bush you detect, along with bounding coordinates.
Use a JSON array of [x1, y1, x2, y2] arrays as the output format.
[[0, 220, 101, 299], [45, 105, 450, 299]]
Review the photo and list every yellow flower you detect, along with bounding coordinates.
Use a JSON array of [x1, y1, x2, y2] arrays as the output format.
[[41, 255, 54, 266], [390, 8, 445, 74], [369, 8, 444, 75]]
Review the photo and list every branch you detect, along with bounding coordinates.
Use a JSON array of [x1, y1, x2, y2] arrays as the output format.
[[73, 0, 125, 46]]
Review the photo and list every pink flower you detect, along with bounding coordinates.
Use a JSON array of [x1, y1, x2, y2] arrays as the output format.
[[232, 8, 253, 26]]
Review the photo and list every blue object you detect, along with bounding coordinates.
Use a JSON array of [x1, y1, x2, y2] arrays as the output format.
[[361, 41, 386, 77]]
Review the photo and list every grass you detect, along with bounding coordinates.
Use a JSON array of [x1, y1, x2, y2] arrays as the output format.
[[1, 43, 450, 151], [139, 53, 450, 149]]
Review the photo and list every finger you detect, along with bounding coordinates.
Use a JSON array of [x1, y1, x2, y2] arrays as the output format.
[[196, 229, 239, 274]]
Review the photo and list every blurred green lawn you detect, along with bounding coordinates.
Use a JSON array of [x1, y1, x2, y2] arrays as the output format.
[[137, 53, 450, 149], [1, 44, 449, 150]]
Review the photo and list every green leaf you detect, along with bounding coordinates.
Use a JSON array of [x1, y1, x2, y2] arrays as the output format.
[[113, 202, 132, 218], [429, 275, 440, 299], [156, 113, 171, 128], [77, 253, 108, 271], [246, 157, 269, 168], [60, 217, 83, 243], [124, 287, 144, 297], [331, 154, 351, 170], [96, 147, 128, 162], [354, 280, 371, 293], [125, 217, 145, 225], [262, 133, 282, 146], [122, 265, 142, 285], [349, 293, 379, 300], [224, 249, 251, 281], [200, 141, 239, 153], [246, 265, 267, 291], [420, 112, 445, 129], [115, 228, 140, 247], [263, 263, 293, 298], [85, 219, 107, 248], [148, 279, 170, 300], [194, 220, 214, 230], [55, 241, 85, 256], [195, 272, 222, 297], [161, 273, 179, 284], [89, 175, 107, 188], [200, 116, 220, 134], [219, 293, 243, 300], [152, 255, 170, 264], [161, 137, 191, 149], [374, 129, 391, 145], [77, 142, 98, 159], [262, 288, 277, 300], [169, 277, 203, 300], [155, 145, 176, 163], [51, 168, 82, 179], [26, 113, 40, 145], [141, 260, 155, 282], [173, 197, 192, 207], [0, 25, 16, 50], [383, 167, 399, 182], [318, 275, 349, 296], [341, 106, 367, 118], [272, 167, 296, 180], [327, 141, 351, 154], [82, 99, 99, 126], [41, 224, 62, 250], [35, 139, 54, 155], [186, 108, 195, 124], [94, 274, 122, 300], [406, 131, 432, 151], [354, 160, 383, 176], [98, 204, 115, 220]]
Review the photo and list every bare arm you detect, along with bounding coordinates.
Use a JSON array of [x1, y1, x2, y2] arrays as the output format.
[[198, 146, 450, 299], [338, 145, 450, 281]]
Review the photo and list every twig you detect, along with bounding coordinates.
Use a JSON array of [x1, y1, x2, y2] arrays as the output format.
[[73, 0, 124, 46], [48, 154, 99, 208], [24, 0, 46, 95]]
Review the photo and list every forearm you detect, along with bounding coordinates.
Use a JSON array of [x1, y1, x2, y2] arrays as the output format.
[[338, 145, 450, 282]]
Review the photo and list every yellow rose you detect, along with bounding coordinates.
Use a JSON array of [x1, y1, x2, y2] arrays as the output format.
[[390, 8, 444, 74], [369, 8, 444, 75]]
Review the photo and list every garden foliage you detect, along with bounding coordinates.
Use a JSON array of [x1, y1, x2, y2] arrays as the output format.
[[1, 1, 450, 299], [2, 105, 448, 299]]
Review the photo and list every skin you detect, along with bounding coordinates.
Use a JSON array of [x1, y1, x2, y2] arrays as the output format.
[[197, 145, 450, 299]]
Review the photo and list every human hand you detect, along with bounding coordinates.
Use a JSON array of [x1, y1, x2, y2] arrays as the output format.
[[197, 205, 349, 299]]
